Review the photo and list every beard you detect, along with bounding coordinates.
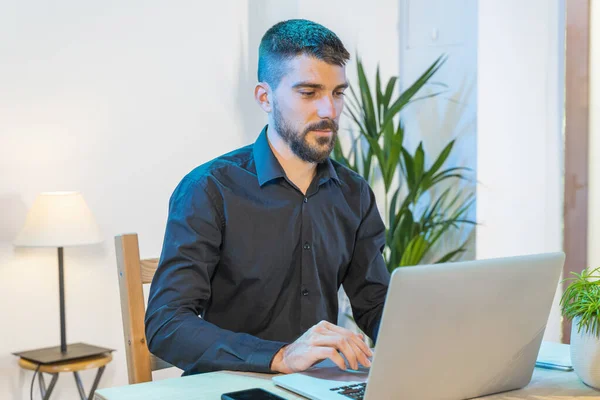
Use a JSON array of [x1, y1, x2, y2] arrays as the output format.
[[272, 102, 338, 164]]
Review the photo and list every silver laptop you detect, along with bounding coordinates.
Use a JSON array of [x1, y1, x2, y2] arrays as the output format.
[[273, 252, 565, 400]]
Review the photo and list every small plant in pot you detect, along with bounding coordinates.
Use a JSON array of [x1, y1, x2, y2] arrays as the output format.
[[560, 266, 600, 389]]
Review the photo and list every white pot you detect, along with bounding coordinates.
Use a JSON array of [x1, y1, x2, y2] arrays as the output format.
[[570, 317, 600, 389]]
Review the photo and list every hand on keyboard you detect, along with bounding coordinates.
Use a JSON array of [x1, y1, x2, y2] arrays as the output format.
[[270, 320, 372, 373]]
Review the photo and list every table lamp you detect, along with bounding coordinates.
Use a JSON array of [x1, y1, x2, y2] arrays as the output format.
[[14, 191, 103, 357]]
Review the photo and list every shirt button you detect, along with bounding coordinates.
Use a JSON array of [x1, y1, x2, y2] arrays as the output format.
[[303, 242, 311, 250], [304, 197, 308, 203], [302, 289, 309, 296]]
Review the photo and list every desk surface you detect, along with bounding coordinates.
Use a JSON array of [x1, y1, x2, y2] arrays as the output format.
[[95, 367, 600, 400]]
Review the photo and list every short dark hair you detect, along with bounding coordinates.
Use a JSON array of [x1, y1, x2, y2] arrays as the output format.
[[258, 19, 350, 89]]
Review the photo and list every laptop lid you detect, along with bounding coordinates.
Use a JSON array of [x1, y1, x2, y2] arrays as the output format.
[[274, 252, 565, 400], [365, 251, 565, 400]]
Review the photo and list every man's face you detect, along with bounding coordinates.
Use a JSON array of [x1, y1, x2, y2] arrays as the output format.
[[270, 54, 347, 163]]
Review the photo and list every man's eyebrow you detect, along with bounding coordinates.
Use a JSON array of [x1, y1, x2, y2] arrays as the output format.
[[291, 81, 349, 90]]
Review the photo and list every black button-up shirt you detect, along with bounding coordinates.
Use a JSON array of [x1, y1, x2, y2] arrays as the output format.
[[145, 126, 390, 375]]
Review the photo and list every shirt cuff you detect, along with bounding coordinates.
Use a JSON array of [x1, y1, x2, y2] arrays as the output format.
[[248, 340, 288, 373]]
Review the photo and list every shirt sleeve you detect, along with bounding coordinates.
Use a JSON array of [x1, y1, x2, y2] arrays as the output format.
[[144, 176, 287, 375], [341, 181, 390, 343]]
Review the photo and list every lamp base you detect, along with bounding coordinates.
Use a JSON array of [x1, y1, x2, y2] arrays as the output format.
[[13, 342, 114, 364]]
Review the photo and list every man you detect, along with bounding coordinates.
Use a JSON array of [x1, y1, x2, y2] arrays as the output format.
[[145, 19, 390, 376]]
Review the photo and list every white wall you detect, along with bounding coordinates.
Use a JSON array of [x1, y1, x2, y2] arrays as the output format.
[[477, 0, 565, 342], [590, 1, 600, 273], [0, 1, 401, 398], [398, 0, 478, 262]]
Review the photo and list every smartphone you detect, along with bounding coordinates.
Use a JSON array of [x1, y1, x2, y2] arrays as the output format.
[[221, 388, 287, 400]]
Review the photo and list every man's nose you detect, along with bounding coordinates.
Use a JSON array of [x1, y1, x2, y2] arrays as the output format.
[[317, 95, 337, 119]]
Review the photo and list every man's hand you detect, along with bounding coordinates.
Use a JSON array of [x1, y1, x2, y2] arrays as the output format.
[[270, 320, 372, 374]]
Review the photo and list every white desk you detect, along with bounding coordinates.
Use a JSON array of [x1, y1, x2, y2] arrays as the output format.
[[95, 367, 600, 400]]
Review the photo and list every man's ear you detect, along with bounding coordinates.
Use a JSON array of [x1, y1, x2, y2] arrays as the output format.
[[254, 82, 273, 113]]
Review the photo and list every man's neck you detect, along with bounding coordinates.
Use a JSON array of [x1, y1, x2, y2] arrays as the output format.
[[266, 126, 317, 194]]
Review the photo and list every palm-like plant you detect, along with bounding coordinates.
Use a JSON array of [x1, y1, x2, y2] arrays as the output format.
[[333, 55, 476, 272]]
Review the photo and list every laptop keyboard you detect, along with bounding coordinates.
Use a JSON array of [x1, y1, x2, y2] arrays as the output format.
[[330, 383, 367, 399]]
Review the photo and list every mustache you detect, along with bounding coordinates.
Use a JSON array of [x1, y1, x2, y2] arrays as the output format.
[[305, 119, 339, 133]]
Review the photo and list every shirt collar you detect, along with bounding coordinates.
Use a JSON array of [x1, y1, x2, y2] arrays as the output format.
[[318, 154, 340, 185], [253, 125, 286, 186], [253, 125, 340, 187]]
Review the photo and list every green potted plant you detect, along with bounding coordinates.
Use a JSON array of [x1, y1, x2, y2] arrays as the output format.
[[333, 54, 476, 272], [560, 267, 600, 389], [334, 55, 476, 343]]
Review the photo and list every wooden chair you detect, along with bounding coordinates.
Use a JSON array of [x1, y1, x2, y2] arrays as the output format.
[[115, 233, 172, 384]]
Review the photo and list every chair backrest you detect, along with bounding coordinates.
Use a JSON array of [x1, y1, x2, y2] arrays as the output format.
[[115, 233, 172, 384]]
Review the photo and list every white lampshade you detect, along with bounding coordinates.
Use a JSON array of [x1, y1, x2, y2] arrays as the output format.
[[14, 191, 102, 247]]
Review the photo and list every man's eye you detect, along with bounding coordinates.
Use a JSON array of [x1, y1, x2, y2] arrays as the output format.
[[335, 91, 346, 97], [300, 91, 315, 97]]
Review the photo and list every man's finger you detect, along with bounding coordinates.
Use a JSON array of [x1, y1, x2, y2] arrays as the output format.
[[339, 337, 370, 369], [327, 333, 371, 368], [313, 347, 347, 371], [312, 334, 359, 370], [324, 324, 372, 357], [347, 332, 373, 359]]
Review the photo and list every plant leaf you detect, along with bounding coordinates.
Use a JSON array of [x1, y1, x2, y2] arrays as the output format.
[[357, 58, 377, 138], [380, 55, 447, 134]]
